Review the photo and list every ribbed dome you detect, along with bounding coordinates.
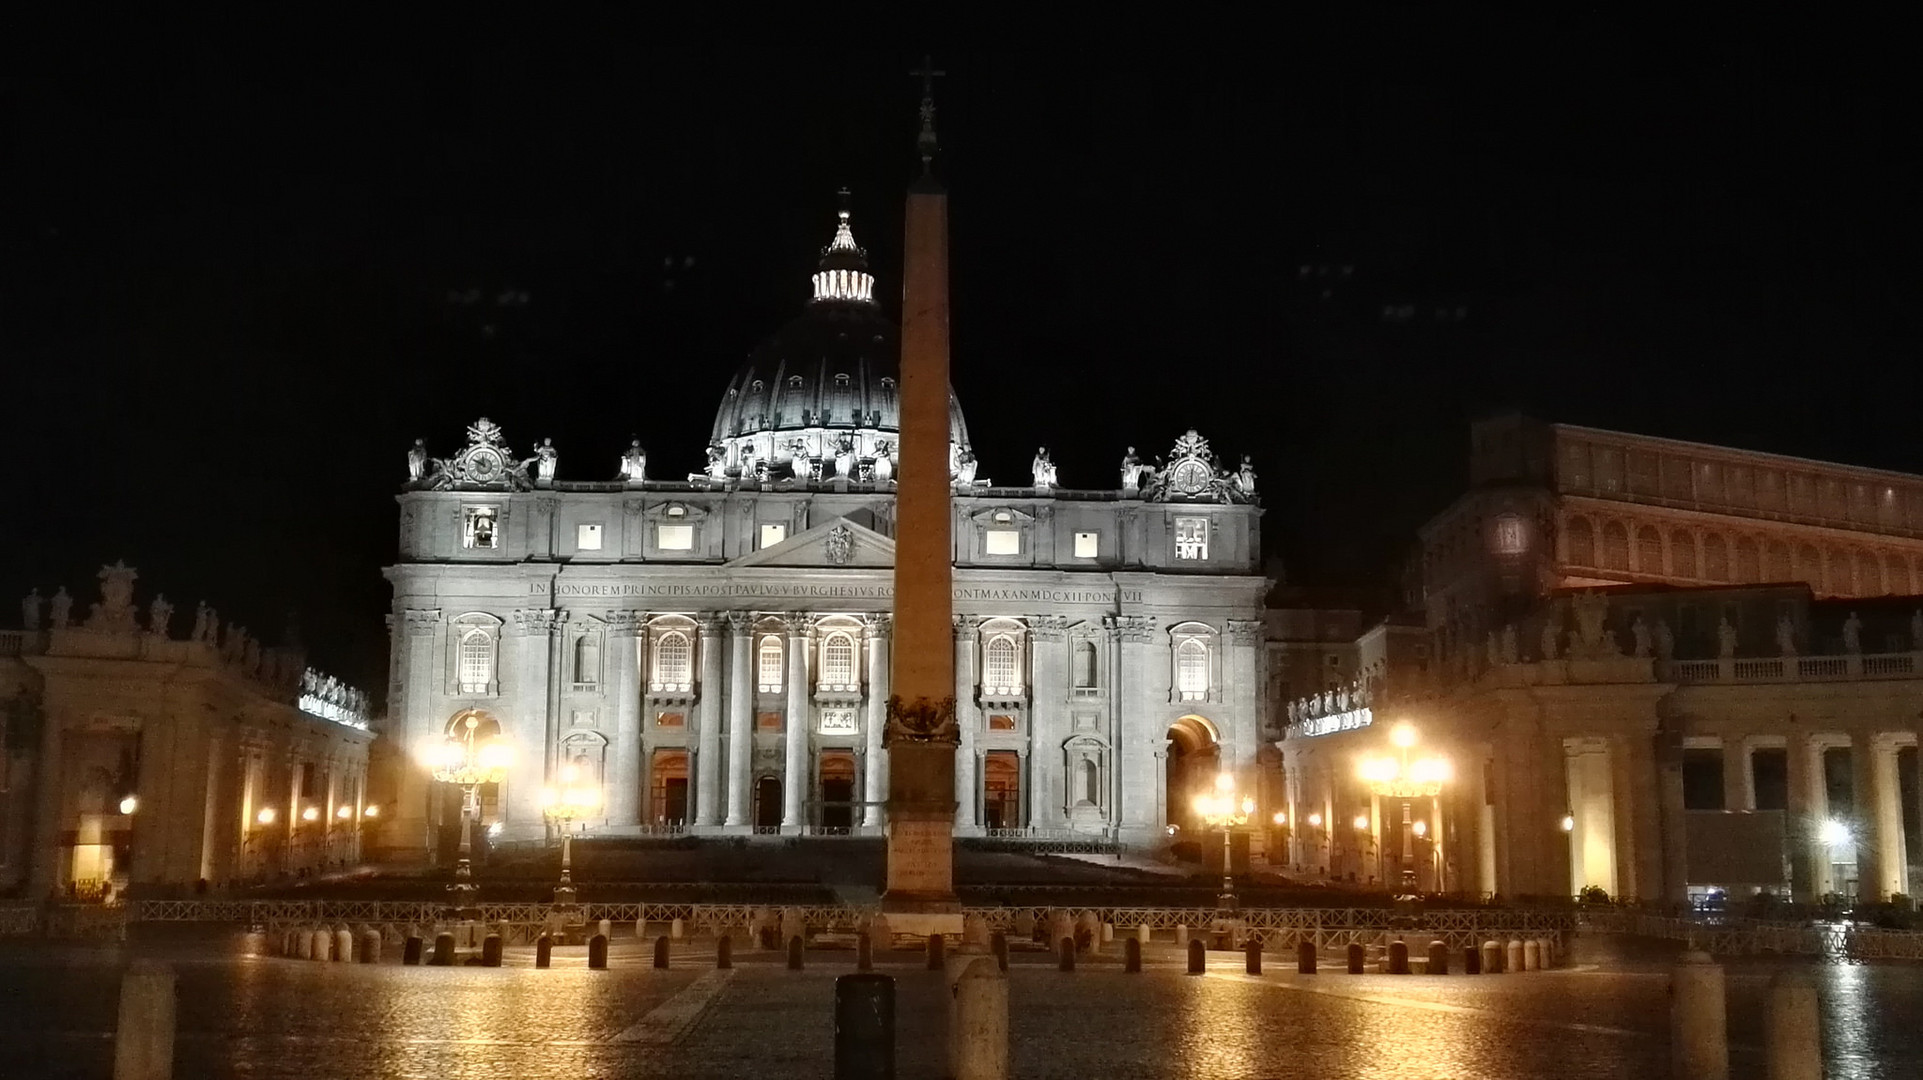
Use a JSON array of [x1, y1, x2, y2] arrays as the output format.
[[704, 194, 970, 482]]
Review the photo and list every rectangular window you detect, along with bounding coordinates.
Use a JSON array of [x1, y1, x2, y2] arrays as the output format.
[[1073, 531, 1099, 558], [984, 529, 1021, 556], [1174, 517, 1209, 560], [756, 710, 783, 731], [759, 523, 787, 549], [987, 713, 1017, 731], [757, 636, 783, 693], [463, 506, 499, 549], [654, 711, 685, 728], [576, 523, 603, 550], [656, 524, 694, 550]]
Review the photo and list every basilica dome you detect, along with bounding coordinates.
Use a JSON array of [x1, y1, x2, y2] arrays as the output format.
[[705, 194, 970, 483]]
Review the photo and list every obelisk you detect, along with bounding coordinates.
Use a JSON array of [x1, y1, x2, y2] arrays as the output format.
[[881, 58, 962, 933]]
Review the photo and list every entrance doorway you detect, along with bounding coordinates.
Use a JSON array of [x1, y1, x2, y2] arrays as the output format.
[[818, 752, 856, 830], [983, 751, 1021, 829], [649, 750, 688, 826], [1165, 716, 1220, 835], [753, 776, 782, 830]]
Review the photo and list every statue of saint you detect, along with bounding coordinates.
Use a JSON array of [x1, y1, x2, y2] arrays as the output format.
[[833, 435, 857, 480], [1717, 616, 1739, 659], [148, 595, 173, 637], [191, 602, 209, 643], [1654, 619, 1675, 661], [1539, 617, 1560, 661], [1630, 616, 1652, 659], [1775, 614, 1796, 658], [406, 438, 428, 481], [532, 438, 558, 484], [1499, 623, 1519, 665], [49, 587, 72, 630], [1236, 454, 1257, 497], [873, 441, 894, 483], [705, 443, 728, 480], [1032, 447, 1057, 489], [955, 448, 978, 486], [618, 439, 647, 484], [20, 588, 41, 631], [1842, 611, 1863, 655], [204, 608, 220, 645], [1120, 446, 1142, 491]]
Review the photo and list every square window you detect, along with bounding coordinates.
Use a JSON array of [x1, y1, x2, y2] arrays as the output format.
[[984, 529, 1021, 556], [1174, 516, 1209, 560], [655, 711, 685, 728], [756, 711, 783, 731], [577, 523, 603, 551], [759, 523, 787, 549], [1074, 531, 1099, 558], [657, 524, 694, 550], [988, 714, 1017, 731], [463, 506, 499, 549]]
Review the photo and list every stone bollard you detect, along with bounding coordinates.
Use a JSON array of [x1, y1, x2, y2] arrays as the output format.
[[1523, 939, 1541, 971], [481, 934, 503, 968], [1463, 945, 1481, 975], [113, 960, 175, 1080], [781, 907, 805, 954], [1187, 938, 1206, 975], [1101, 922, 1114, 944], [587, 933, 608, 970], [857, 931, 873, 971], [1013, 910, 1036, 941], [650, 935, 669, 970], [1137, 924, 1151, 945], [717, 935, 733, 970], [1388, 940, 1410, 975], [1480, 940, 1502, 974], [990, 931, 1008, 972], [1057, 937, 1075, 972], [596, 918, 612, 942], [953, 957, 1009, 1080], [310, 929, 331, 961], [1076, 911, 1101, 953], [1346, 943, 1365, 974], [1539, 937, 1555, 968], [1670, 950, 1728, 1080], [788, 935, 806, 970], [535, 934, 553, 969], [962, 913, 990, 952], [1244, 939, 1263, 975], [1427, 941, 1449, 975], [1765, 972, 1820, 1080], [1505, 940, 1524, 974], [1124, 936, 1142, 973], [359, 929, 381, 964], [403, 936, 423, 966], [334, 927, 353, 963], [1174, 924, 1189, 948], [834, 972, 895, 1080], [635, 917, 648, 941], [925, 933, 945, 971], [292, 929, 310, 960], [432, 932, 455, 967], [1298, 940, 1317, 974], [671, 917, 685, 940]]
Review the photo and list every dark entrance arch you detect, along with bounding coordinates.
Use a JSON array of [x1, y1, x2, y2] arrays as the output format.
[[753, 776, 782, 830], [1165, 715, 1221, 835]]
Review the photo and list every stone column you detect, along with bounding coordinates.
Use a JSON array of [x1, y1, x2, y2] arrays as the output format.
[[1853, 734, 1898, 902], [953, 616, 980, 830], [1786, 733, 1821, 903], [543, 610, 569, 785], [782, 617, 813, 831], [1116, 617, 1159, 836], [607, 612, 643, 829], [724, 613, 753, 829], [1027, 619, 1070, 830], [863, 615, 891, 829], [1870, 735, 1908, 901], [28, 707, 64, 894], [693, 614, 724, 828], [1723, 738, 1753, 811]]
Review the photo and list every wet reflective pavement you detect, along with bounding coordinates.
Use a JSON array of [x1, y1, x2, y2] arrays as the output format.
[[2, 937, 1919, 1079]]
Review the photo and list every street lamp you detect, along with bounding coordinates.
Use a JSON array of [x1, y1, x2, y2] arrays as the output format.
[[1193, 773, 1255, 909], [427, 713, 512, 919], [541, 764, 602, 906], [1358, 721, 1451, 891]]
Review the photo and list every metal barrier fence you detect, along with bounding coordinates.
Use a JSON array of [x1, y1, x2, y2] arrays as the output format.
[[1578, 909, 1923, 960]]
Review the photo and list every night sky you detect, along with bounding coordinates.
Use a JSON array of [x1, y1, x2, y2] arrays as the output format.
[[5, 30, 1916, 700]]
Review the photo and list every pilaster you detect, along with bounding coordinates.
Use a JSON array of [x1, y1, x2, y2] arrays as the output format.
[[724, 612, 753, 829], [1027, 616, 1070, 829], [863, 614, 891, 829], [953, 615, 980, 830], [693, 613, 724, 828], [605, 610, 644, 828], [782, 616, 813, 831]]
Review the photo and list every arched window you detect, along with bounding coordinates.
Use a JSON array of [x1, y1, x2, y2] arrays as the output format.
[[1635, 526, 1663, 574], [820, 632, 856, 688], [1670, 531, 1697, 579], [574, 635, 600, 687], [1703, 534, 1730, 582], [653, 631, 692, 691], [757, 636, 783, 693], [1073, 640, 1098, 689], [1735, 536, 1761, 581], [1175, 639, 1209, 700], [1797, 544, 1823, 590], [1566, 516, 1595, 567], [983, 634, 1022, 694], [458, 628, 494, 694], [1600, 521, 1630, 571]]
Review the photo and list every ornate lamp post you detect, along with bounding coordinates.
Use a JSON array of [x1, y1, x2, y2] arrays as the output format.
[[1193, 773, 1255, 910], [1358, 721, 1450, 892], [427, 714, 511, 920], [541, 764, 601, 907]]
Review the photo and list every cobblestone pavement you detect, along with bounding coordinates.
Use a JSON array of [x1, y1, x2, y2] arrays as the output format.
[[2, 937, 1919, 1079]]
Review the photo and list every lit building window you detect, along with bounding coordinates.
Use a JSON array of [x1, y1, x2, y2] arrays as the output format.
[[1175, 517, 1209, 560], [652, 631, 692, 691], [984, 529, 1021, 556], [759, 523, 787, 549], [1074, 531, 1099, 558], [458, 629, 494, 693], [983, 634, 1023, 695], [657, 524, 694, 550], [576, 523, 603, 551], [820, 632, 857, 690], [1493, 514, 1525, 554], [463, 507, 499, 549], [1175, 639, 1209, 700], [757, 636, 783, 692]]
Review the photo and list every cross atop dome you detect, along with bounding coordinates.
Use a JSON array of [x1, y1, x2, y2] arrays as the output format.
[[811, 187, 875, 305]]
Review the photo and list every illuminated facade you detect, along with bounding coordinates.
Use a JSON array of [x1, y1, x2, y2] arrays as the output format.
[[2, 563, 372, 898], [381, 197, 1267, 858]]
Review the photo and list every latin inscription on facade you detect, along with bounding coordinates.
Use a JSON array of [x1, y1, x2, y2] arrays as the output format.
[[532, 581, 1141, 605]]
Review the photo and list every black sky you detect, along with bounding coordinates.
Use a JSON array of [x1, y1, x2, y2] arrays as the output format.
[[4, 27, 1917, 700]]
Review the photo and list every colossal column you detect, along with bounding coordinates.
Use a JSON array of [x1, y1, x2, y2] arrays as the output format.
[[782, 616, 813, 831], [723, 613, 753, 829], [953, 616, 979, 830], [606, 612, 643, 828], [693, 615, 725, 828], [863, 615, 891, 829], [882, 61, 963, 927]]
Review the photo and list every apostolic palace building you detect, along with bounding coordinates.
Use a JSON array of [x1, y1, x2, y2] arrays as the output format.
[[379, 200, 1268, 859]]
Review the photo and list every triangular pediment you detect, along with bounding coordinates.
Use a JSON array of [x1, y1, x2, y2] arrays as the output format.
[[727, 516, 896, 569]]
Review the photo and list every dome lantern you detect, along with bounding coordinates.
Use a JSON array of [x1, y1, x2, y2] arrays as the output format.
[[811, 188, 875, 306]]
